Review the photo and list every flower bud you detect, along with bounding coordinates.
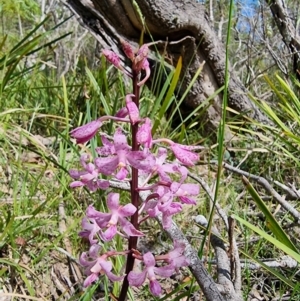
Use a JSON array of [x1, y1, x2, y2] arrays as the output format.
[[70, 120, 102, 144]]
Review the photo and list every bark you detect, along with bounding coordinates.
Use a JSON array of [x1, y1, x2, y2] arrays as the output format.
[[267, 0, 300, 80], [64, 0, 269, 136]]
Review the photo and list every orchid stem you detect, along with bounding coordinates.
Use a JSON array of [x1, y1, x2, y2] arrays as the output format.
[[118, 71, 140, 301]]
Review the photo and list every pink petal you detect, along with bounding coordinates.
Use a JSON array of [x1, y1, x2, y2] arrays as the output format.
[[119, 203, 137, 217], [79, 251, 89, 267], [179, 196, 197, 205], [154, 265, 174, 277], [102, 225, 117, 241], [172, 255, 189, 268], [133, 44, 149, 73], [79, 217, 100, 244], [115, 166, 128, 180], [69, 169, 82, 179], [143, 252, 155, 267], [70, 120, 102, 144], [137, 44, 149, 58], [83, 273, 98, 287], [128, 270, 147, 287], [114, 128, 130, 151], [138, 59, 150, 86], [86, 206, 111, 228], [170, 143, 199, 166], [95, 156, 119, 175], [88, 244, 102, 258], [95, 136, 115, 156], [149, 279, 162, 296], [179, 183, 200, 195], [125, 94, 139, 124], [164, 202, 182, 215], [107, 193, 120, 210], [162, 214, 173, 229], [96, 180, 110, 190], [122, 221, 144, 237], [157, 147, 168, 163], [127, 153, 153, 171], [79, 154, 90, 170], [157, 192, 174, 211], [170, 182, 181, 194], [121, 40, 134, 60], [144, 199, 158, 217], [70, 181, 84, 188], [136, 118, 152, 148], [92, 258, 111, 274], [115, 107, 128, 118], [106, 270, 124, 282], [102, 49, 121, 68]]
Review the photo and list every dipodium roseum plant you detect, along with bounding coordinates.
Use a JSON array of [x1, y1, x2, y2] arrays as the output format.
[[69, 40, 201, 300]]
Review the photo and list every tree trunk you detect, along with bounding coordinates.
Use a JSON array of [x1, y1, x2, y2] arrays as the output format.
[[64, 0, 269, 137], [267, 0, 300, 80]]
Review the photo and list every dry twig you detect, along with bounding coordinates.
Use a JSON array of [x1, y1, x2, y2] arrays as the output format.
[[220, 162, 300, 222]]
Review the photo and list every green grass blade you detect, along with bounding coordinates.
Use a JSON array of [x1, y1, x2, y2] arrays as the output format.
[[170, 85, 224, 136], [27, 31, 72, 57], [152, 56, 182, 134], [85, 66, 111, 115], [239, 249, 295, 288], [18, 268, 35, 296], [150, 67, 174, 120], [165, 61, 205, 131], [259, 100, 290, 132], [9, 15, 51, 53], [234, 215, 300, 263], [0, 211, 14, 245], [61, 75, 69, 131], [242, 176, 298, 252], [264, 74, 287, 105], [0, 35, 7, 52], [276, 74, 300, 115]]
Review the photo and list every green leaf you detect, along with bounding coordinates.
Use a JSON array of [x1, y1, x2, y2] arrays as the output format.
[[234, 215, 300, 263], [242, 176, 298, 252], [85, 66, 111, 116]]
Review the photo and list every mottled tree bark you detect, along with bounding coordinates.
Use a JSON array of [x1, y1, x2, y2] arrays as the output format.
[[64, 0, 269, 137], [267, 0, 300, 80]]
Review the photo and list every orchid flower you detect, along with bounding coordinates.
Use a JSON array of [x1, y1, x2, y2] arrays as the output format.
[[82, 193, 144, 241], [69, 154, 109, 191], [128, 252, 174, 296], [95, 128, 151, 180], [79, 244, 124, 287]]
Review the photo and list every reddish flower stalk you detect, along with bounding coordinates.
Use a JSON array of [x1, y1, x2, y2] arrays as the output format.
[[118, 69, 140, 301]]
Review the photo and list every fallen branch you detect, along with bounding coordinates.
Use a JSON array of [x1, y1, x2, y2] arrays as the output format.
[[188, 172, 242, 295], [194, 215, 242, 301], [220, 162, 300, 222]]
